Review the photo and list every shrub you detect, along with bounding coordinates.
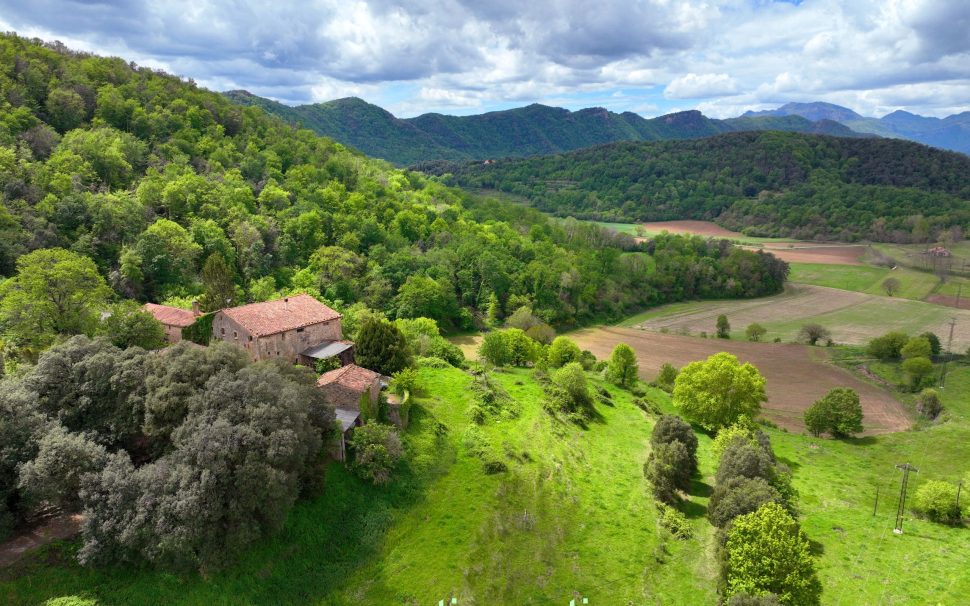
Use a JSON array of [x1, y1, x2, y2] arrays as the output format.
[[547, 336, 582, 368], [798, 324, 830, 346], [673, 353, 767, 431], [901, 356, 934, 390], [725, 503, 822, 605], [745, 323, 767, 342], [482, 460, 508, 474], [716, 314, 731, 339], [505, 328, 541, 367], [709, 476, 783, 528], [919, 332, 942, 356], [579, 350, 598, 371], [866, 331, 909, 360], [912, 480, 961, 523], [478, 330, 510, 366], [803, 388, 863, 437], [901, 336, 932, 360], [645, 440, 692, 504], [548, 362, 593, 415], [915, 388, 943, 419], [348, 423, 404, 485], [656, 362, 679, 392], [651, 415, 698, 473], [606, 343, 639, 389], [711, 418, 759, 461], [716, 441, 774, 486], [390, 367, 421, 396], [656, 502, 693, 539]]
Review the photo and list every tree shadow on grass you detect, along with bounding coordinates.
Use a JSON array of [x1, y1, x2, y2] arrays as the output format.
[[844, 435, 879, 446], [808, 538, 825, 556], [680, 498, 708, 520]]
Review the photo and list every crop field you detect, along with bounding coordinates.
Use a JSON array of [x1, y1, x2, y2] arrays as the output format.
[[568, 326, 908, 434], [620, 284, 970, 351], [787, 262, 958, 300]]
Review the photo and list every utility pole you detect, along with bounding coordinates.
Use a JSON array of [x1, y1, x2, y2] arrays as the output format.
[[894, 463, 919, 534], [873, 485, 880, 516], [939, 317, 957, 389], [955, 283, 963, 310], [957, 480, 964, 512]]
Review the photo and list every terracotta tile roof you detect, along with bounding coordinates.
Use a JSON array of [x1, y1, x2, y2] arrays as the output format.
[[317, 364, 381, 393], [143, 303, 197, 327], [221, 294, 340, 337]]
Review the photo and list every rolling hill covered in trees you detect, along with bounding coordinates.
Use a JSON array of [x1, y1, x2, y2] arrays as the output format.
[[0, 33, 788, 360], [423, 132, 970, 242], [223, 90, 866, 165]]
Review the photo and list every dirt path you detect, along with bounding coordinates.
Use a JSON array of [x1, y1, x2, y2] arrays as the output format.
[[0, 514, 81, 568], [569, 327, 910, 435]]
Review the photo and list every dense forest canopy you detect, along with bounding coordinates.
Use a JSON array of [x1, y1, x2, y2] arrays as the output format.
[[423, 133, 970, 242], [0, 34, 787, 363]]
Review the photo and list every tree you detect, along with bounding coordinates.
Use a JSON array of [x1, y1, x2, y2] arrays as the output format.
[[919, 332, 942, 356], [0, 248, 111, 348], [902, 356, 933, 390], [99, 301, 166, 350], [550, 362, 593, 414], [394, 275, 457, 325], [17, 425, 108, 512], [354, 318, 412, 376], [717, 314, 731, 339], [725, 503, 822, 605], [200, 253, 237, 312], [798, 324, 830, 346], [644, 440, 693, 504], [711, 418, 761, 460], [866, 331, 909, 360], [746, 323, 767, 342], [709, 476, 784, 528], [716, 440, 775, 485], [348, 422, 404, 485], [882, 277, 901, 297], [656, 363, 678, 392], [901, 336, 932, 360], [0, 381, 49, 540], [478, 330, 511, 367], [673, 353, 767, 431], [803, 388, 863, 437], [45, 87, 87, 133], [651, 415, 698, 472], [133, 219, 202, 298], [606, 343, 639, 389], [912, 480, 961, 524], [547, 336, 582, 368]]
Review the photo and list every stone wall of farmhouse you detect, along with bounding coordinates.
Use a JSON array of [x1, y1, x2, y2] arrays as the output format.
[[211, 314, 342, 362]]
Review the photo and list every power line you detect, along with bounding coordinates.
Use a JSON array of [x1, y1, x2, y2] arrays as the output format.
[[938, 317, 957, 389], [894, 463, 919, 535]]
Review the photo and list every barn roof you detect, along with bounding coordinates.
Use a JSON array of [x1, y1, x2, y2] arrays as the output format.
[[301, 340, 354, 360], [317, 364, 381, 393], [220, 294, 340, 337], [334, 407, 360, 433], [143, 303, 197, 328]]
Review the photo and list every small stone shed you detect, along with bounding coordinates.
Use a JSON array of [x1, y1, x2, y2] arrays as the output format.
[[143, 303, 199, 344]]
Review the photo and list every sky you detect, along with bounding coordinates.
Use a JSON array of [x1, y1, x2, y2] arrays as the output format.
[[1, 0, 968, 119]]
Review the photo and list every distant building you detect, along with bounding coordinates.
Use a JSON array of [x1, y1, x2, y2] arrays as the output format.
[[926, 246, 951, 257], [143, 302, 200, 344], [210, 294, 346, 364]]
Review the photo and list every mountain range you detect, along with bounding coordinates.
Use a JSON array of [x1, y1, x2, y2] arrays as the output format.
[[743, 102, 970, 155], [224, 91, 870, 165]]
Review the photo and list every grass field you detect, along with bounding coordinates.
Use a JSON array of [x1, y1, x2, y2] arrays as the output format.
[[620, 284, 970, 352], [3, 357, 970, 605], [790, 262, 970, 302]]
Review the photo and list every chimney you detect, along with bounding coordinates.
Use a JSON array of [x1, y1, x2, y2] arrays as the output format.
[[191, 300, 201, 317]]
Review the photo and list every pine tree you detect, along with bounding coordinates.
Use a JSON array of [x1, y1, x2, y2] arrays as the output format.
[[200, 253, 237, 312]]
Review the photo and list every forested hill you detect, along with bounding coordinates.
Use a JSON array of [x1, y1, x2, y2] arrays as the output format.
[[0, 34, 789, 359], [223, 91, 866, 165], [422, 132, 970, 242]]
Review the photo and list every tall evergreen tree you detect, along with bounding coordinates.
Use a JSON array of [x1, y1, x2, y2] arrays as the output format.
[[200, 253, 237, 312]]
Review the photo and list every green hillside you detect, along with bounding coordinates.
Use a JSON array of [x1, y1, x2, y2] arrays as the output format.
[[223, 92, 866, 165], [426, 132, 970, 241]]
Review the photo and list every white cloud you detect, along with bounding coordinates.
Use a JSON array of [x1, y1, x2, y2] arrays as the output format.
[[665, 73, 739, 99]]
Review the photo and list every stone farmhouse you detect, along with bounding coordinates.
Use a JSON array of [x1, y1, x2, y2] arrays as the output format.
[[210, 294, 353, 366], [147, 293, 399, 462], [143, 302, 200, 344]]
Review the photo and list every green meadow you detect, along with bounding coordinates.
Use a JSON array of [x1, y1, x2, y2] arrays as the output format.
[[4, 357, 970, 605]]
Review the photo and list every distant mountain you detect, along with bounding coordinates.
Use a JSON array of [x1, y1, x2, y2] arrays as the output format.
[[223, 92, 867, 165], [743, 102, 970, 154]]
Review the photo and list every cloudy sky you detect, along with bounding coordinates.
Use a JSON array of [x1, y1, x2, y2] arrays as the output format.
[[1, 0, 968, 118]]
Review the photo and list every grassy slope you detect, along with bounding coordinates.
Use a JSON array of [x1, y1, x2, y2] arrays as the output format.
[[0, 367, 715, 605], [4, 360, 970, 605]]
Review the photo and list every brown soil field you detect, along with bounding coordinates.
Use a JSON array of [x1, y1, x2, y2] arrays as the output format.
[[640, 220, 742, 238], [755, 244, 866, 265], [569, 326, 910, 435], [925, 294, 970, 310]]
